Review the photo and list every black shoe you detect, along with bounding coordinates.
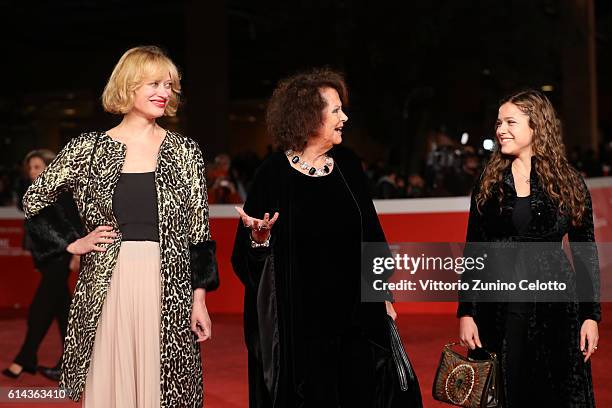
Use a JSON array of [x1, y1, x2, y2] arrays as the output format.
[[38, 365, 61, 382], [2, 365, 36, 379]]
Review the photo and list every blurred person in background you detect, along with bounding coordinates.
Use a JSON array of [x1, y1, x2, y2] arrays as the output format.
[[395, 174, 407, 198], [376, 167, 400, 198], [231, 150, 262, 199], [446, 148, 481, 196], [366, 159, 385, 197], [405, 174, 426, 198], [425, 130, 459, 196], [207, 153, 243, 204], [3, 149, 83, 381]]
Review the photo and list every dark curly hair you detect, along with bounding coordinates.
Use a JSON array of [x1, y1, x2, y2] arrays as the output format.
[[266, 68, 348, 151]]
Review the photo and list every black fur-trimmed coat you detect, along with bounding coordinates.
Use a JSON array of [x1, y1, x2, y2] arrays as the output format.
[[22, 131, 219, 407], [458, 158, 600, 408]]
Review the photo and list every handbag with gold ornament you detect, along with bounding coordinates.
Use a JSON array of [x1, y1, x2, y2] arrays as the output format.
[[432, 342, 500, 407]]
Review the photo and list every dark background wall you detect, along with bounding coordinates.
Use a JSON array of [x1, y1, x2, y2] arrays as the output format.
[[0, 0, 609, 171]]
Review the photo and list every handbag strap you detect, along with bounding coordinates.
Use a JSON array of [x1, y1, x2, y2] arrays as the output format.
[[386, 315, 417, 391], [445, 342, 496, 361]]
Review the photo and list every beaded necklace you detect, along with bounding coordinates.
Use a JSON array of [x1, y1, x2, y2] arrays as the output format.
[[286, 150, 334, 177]]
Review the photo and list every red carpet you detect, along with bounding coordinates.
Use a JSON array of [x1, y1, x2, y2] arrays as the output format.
[[1, 307, 610, 407]]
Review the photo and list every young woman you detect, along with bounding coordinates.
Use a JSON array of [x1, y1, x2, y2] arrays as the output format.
[[23, 46, 218, 407], [458, 90, 600, 407]]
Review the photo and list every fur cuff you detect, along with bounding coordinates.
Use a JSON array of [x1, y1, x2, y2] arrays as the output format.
[[190, 240, 220, 291], [579, 302, 602, 323], [456, 301, 477, 318], [25, 205, 81, 265]]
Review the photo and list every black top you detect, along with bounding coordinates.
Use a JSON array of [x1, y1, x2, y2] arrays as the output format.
[[112, 172, 159, 242], [292, 167, 362, 335], [510, 195, 532, 313], [512, 195, 532, 234]]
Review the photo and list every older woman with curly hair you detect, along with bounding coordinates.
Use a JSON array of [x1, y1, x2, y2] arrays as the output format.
[[232, 68, 422, 407], [458, 90, 600, 407]]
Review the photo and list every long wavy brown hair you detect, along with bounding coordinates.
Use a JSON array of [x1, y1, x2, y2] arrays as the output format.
[[476, 89, 587, 226]]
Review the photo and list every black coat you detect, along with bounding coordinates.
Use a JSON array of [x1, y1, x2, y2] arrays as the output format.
[[458, 158, 600, 408], [231, 146, 422, 408]]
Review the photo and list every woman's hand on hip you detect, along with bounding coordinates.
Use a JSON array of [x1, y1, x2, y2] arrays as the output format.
[[235, 207, 279, 244], [191, 296, 212, 342], [66, 225, 117, 255], [580, 319, 599, 362], [459, 316, 482, 350]]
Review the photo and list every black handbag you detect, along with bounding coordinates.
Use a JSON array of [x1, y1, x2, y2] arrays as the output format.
[[386, 315, 418, 391], [384, 315, 423, 407]]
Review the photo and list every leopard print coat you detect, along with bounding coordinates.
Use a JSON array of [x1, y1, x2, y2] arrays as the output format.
[[22, 130, 219, 407]]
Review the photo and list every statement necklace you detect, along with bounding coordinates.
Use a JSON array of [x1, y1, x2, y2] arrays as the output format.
[[286, 150, 333, 176]]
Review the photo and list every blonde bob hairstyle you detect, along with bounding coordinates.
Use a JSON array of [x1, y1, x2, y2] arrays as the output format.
[[102, 46, 181, 116]]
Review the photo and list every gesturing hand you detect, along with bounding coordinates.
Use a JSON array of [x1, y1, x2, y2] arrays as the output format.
[[235, 207, 279, 244], [66, 225, 117, 255]]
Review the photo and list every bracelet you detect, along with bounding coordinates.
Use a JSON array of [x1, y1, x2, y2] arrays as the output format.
[[250, 233, 271, 248]]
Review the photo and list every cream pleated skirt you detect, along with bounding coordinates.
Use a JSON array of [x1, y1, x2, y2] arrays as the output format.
[[84, 241, 161, 408]]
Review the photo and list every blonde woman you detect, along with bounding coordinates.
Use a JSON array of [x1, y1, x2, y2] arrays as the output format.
[[23, 46, 218, 407], [458, 90, 599, 407]]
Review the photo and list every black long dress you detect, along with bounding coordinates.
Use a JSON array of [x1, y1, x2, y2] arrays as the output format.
[[503, 195, 532, 407], [293, 165, 376, 406], [232, 146, 422, 408], [458, 158, 600, 408]]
